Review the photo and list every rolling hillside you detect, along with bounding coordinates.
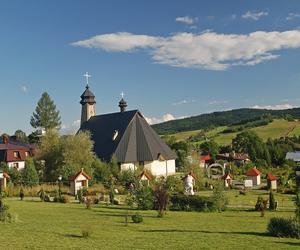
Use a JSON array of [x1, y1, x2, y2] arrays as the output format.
[[170, 119, 300, 145], [153, 107, 300, 135]]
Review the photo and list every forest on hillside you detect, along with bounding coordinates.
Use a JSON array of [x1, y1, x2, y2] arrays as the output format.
[[152, 108, 300, 135]]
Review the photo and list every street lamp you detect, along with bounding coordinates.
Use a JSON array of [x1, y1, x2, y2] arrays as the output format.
[[58, 175, 62, 198]]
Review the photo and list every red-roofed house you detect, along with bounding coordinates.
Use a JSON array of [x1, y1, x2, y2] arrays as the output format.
[[221, 173, 233, 188], [69, 168, 91, 195], [199, 155, 211, 168], [246, 167, 261, 186], [266, 173, 277, 190], [0, 135, 36, 170]]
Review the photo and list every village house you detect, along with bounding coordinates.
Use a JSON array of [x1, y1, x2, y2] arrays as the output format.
[[246, 167, 261, 186], [199, 155, 211, 168], [0, 135, 36, 170], [217, 152, 250, 165], [266, 172, 277, 190], [78, 80, 177, 177]]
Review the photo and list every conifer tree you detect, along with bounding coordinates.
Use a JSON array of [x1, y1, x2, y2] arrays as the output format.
[[30, 92, 61, 131], [22, 158, 39, 186]]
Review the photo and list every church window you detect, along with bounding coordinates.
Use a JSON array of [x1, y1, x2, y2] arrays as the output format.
[[112, 130, 119, 141]]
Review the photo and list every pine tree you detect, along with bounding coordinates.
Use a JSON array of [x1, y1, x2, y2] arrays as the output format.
[[269, 191, 277, 211], [30, 92, 61, 131], [22, 158, 39, 186]]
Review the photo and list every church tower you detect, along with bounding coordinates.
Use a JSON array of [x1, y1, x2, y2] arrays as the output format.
[[80, 72, 96, 126]]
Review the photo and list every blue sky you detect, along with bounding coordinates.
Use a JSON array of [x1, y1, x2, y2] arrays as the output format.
[[1, 0, 300, 134]]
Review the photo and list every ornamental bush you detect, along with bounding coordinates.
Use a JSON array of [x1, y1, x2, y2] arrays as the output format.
[[131, 213, 143, 223], [135, 186, 154, 210], [169, 194, 215, 212], [267, 217, 298, 238]]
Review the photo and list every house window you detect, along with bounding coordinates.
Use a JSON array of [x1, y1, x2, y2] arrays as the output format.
[[25, 151, 30, 157], [13, 151, 20, 158], [13, 162, 19, 169]]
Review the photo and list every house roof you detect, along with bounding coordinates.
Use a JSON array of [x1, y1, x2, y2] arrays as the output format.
[[0, 139, 36, 162], [266, 172, 277, 181], [246, 167, 261, 176], [79, 110, 177, 163], [221, 173, 233, 180], [286, 151, 300, 162], [69, 169, 91, 181], [200, 155, 211, 162], [139, 170, 152, 180]]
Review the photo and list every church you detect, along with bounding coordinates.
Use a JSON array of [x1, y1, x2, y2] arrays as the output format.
[[78, 76, 176, 177]]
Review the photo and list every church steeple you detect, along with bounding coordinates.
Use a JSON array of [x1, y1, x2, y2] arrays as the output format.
[[118, 92, 127, 113], [80, 72, 96, 126]]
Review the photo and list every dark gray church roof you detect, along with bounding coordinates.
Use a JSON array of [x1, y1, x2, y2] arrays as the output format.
[[79, 110, 177, 163]]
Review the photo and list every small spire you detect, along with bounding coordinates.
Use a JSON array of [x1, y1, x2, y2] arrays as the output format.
[[119, 92, 127, 112]]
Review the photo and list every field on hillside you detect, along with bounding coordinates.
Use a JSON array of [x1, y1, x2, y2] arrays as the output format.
[[172, 119, 300, 145], [0, 191, 299, 250]]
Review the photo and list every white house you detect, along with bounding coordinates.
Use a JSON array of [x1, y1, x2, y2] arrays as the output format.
[[69, 169, 91, 196], [246, 167, 261, 186], [78, 81, 177, 177]]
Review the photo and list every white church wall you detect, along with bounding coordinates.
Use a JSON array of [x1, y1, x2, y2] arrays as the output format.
[[144, 160, 176, 177], [120, 163, 136, 172]]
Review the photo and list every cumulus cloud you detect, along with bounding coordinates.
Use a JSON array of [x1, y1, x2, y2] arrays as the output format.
[[251, 103, 294, 110], [175, 16, 197, 25], [286, 13, 300, 21], [20, 85, 28, 93], [71, 29, 300, 70], [172, 99, 196, 106], [242, 11, 268, 21], [61, 119, 80, 134], [145, 114, 186, 125]]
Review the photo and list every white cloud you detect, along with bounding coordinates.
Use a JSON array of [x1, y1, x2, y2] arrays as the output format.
[[20, 85, 28, 93], [175, 16, 196, 25], [286, 13, 300, 21], [71, 29, 300, 70], [145, 113, 186, 125], [242, 11, 268, 21], [172, 99, 196, 106], [61, 119, 80, 134], [251, 103, 294, 110], [208, 100, 229, 105]]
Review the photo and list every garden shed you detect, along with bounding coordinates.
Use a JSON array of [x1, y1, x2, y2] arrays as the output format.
[[221, 173, 233, 188], [69, 169, 91, 196], [246, 167, 261, 186], [266, 172, 277, 190]]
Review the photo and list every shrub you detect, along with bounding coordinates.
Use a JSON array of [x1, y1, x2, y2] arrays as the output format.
[[267, 217, 298, 238], [255, 196, 264, 211], [170, 194, 215, 212], [135, 186, 154, 210], [60, 195, 70, 203], [22, 158, 39, 186], [81, 226, 93, 238], [38, 188, 46, 201], [0, 198, 14, 223], [269, 191, 277, 211], [154, 181, 169, 217], [77, 189, 84, 203], [19, 187, 24, 201], [212, 182, 228, 212], [85, 197, 92, 209], [131, 213, 143, 223]]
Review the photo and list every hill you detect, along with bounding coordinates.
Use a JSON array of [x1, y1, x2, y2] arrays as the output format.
[[169, 119, 300, 145], [152, 107, 300, 135]]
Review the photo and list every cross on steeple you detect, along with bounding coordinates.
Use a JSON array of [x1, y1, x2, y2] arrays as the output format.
[[83, 72, 91, 86], [120, 91, 125, 99]]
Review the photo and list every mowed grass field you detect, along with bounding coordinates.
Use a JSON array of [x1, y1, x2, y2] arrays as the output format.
[[172, 119, 300, 145], [1, 191, 299, 250]]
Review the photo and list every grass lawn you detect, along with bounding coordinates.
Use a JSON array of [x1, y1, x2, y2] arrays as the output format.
[[1, 192, 299, 250]]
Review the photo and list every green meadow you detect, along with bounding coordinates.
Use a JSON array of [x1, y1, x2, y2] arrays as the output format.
[[1, 190, 299, 250]]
